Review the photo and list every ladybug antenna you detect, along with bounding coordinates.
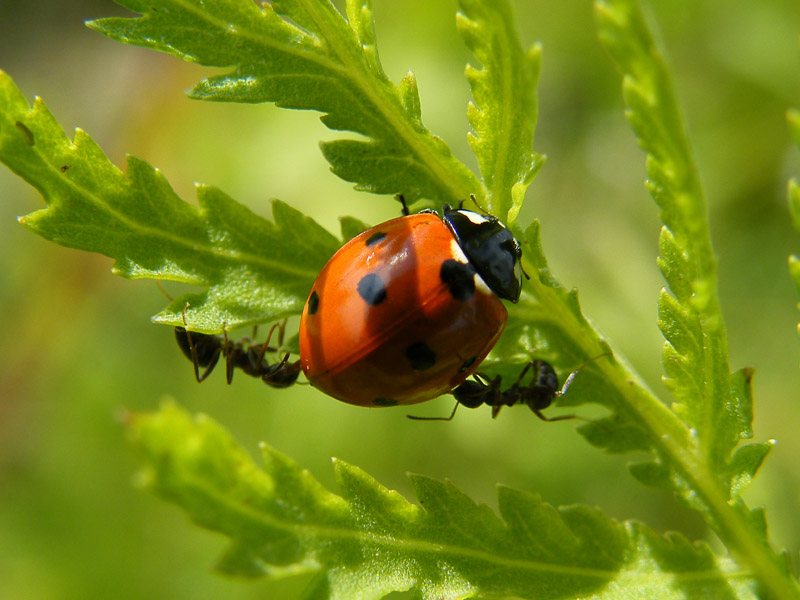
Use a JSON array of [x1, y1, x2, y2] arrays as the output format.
[[468, 194, 488, 214], [395, 194, 410, 216]]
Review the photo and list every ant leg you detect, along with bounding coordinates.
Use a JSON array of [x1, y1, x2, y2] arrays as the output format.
[[182, 304, 202, 383], [222, 325, 236, 385], [276, 318, 287, 348], [531, 408, 577, 423], [406, 401, 460, 421], [252, 322, 281, 368], [532, 408, 611, 433], [512, 361, 535, 386], [277, 352, 290, 367], [180, 303, 221, 383]]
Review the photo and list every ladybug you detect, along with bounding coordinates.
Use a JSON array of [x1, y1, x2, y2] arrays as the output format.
[[298, 203, 523, 407]]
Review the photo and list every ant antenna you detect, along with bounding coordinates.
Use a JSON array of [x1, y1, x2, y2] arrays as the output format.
[[155, 280, 174, 301], [557, 352, 613, 398], [529, 351, 613, 425]]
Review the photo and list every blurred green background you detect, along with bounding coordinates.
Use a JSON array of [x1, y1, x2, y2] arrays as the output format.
[[1, 0, 799, 598]]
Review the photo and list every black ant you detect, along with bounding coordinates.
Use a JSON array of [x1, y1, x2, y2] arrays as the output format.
[[407, 353, 611, 421], [174, 304, 301, 389]]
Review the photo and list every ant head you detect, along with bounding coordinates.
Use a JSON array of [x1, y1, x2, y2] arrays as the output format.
[[174, 327, 222, 368], [262, 355, 302, 389], [452, 379, 492, 409]]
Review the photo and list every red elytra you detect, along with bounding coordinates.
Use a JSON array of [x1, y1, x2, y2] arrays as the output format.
[[298, 211, 512, 407]]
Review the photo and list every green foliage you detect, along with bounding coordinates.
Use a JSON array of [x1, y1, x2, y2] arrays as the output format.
[[2, 0, 799, 598], [87, 0, 481, 208], [0, 71, 342, 331], [595, 0, 778, 504], [787, 109, 800, 336], [457, 0, 545, 221], [595, 1, 793, 598], [129, 402, 759, 600], [594, 0, 776, 496]]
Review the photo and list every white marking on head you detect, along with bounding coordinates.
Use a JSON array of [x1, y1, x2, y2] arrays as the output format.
[[458, 210, 490, 226]]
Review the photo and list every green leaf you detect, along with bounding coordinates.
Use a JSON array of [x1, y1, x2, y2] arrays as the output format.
[[88, 0, 481, 206], [595, 2, 796, 598], [596, 0, 736, 501], [338, 214, 372, 242], [456, 0, 545, 221], [128, 402, 760, 599], [0, 70, 338, 332]]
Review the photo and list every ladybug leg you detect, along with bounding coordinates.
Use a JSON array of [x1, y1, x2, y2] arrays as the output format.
[[518, 260, 531, 282], [395, 193, 410, 216]]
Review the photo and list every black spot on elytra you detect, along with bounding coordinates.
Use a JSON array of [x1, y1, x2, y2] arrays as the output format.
[[440, 259, 476, 301], [459, 356, 477, 372], [373, 397, 398, 407], [307, 290, 319, 315], [357, 273, 387, 306], [405, 342, 436, 371], [365, 231, 387, 246]]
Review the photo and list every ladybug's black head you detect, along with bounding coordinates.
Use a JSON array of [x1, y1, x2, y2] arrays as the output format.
[[443, 206, 523, 302]]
